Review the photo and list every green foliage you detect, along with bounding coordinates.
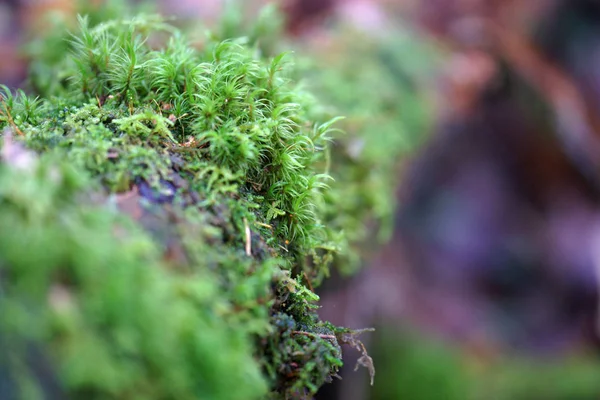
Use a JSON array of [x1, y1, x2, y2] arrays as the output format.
[[0, 85, 43, 135], [212, 3, 436, 274], [0, 141, 267, 399], [0, 12, 374, 400], [263, 313, 343, 397], [16, 13, 339, 278]]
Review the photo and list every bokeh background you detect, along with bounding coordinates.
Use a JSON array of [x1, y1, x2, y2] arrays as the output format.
[[3, 0, 600, 399]]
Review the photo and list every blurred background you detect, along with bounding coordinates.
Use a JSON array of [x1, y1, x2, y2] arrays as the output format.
[[3, 0, 600, 399]]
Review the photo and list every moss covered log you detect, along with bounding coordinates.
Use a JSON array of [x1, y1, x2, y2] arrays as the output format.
[[0, 13, 373, 400]]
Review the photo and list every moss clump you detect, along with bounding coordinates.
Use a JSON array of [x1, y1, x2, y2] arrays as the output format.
[[217, 5, 437, 274], [0, 13, 372, 400], [0, 137, 268, 400]]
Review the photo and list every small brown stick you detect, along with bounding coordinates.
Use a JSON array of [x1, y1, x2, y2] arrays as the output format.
[[244, 217, 251, 256], [0, 108, 23, 136], [303, 271, 314, 292], [292, 331, 336, 340]]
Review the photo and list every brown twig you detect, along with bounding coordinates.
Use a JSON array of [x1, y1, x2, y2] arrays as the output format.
[[244, 217, 251, 256], [303, 271, 314, 292], [0, 107, 23, 136], [292, 331, 336, 340]]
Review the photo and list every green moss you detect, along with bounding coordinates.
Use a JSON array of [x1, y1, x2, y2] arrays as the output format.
[[0, 145, 267, 400], [212, 4, 436, 274], [0, 11, 374, 400]]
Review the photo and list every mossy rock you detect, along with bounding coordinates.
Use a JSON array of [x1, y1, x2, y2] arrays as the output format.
[[0, 14, 372, 400]]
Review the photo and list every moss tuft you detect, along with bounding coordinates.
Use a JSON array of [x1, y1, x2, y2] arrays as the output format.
[[0, 11, 374, 400]]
